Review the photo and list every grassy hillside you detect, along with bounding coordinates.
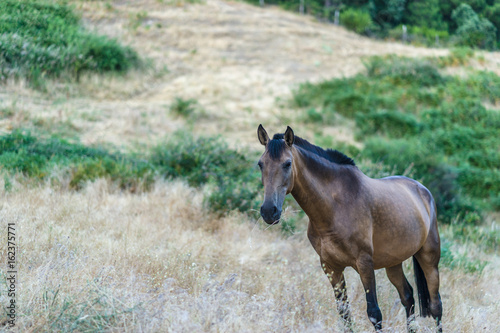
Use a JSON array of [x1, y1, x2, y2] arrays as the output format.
[[0, 0, 139, 85], [0, 0, 499, 332]]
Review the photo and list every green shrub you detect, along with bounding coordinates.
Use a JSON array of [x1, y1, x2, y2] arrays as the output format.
[[0, 0, 139, 82], [0, 130, 154, 189], [150, 132, 261, 213], [365, 56, 444, 87], [356, 110, 421, 138], [405, 0, 447, 31], [169, 97, 198, 117], [483, 4, 500, 41], [451, 4, 497, 50], [0, 130, 261, 214], [369, 0, 406, 28], [304, 108, 323, 123], [341, 8, 372, 34]]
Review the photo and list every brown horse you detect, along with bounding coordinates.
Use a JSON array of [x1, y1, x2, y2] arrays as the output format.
[[257, 125, 442, 332]]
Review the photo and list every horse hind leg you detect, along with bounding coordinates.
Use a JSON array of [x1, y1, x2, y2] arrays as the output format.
[[386, 263, 416, 332], [414, 232, 443, 332]]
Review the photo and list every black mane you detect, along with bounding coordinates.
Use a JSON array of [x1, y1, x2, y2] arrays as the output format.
[[270, 133, 355, 166]]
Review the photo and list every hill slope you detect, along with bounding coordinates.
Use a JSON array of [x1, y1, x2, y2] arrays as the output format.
[[1, 0, 457, 149]]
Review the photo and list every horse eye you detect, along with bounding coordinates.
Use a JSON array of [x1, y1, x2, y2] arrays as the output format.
[[283, 161, 292, 169]]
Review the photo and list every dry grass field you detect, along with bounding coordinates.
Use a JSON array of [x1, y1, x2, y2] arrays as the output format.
[[1, 0, 499, 332]]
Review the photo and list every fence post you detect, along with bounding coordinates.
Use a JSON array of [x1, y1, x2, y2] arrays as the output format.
[[300, 0, 305, 15], [334, 9, 339, 25], [402, 25, 407, 43]]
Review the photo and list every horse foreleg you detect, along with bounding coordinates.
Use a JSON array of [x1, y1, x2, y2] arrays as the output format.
[[322, 261, 352, 331], [386, 263, 416, 332], [357, 255, 382, 331]]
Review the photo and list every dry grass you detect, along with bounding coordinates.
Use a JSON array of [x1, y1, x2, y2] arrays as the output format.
[[0, 180, 498, 332], [1, 0, 500, 331]]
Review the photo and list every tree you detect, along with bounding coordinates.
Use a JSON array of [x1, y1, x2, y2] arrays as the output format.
[[483, 3, 500, 42], [405, 0, 447, 31], [369, 0, 406, 28], [451, 3, 497, 49]]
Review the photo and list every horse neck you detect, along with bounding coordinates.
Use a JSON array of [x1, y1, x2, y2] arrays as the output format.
[[290, 147, 360, 228]]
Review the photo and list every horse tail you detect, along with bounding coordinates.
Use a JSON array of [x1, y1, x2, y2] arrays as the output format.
[[413, 256, 430, 317]]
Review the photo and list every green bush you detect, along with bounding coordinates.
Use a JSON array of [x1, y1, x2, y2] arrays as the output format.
[[451, 4, 497, 49], [150, 133, 261, 213], [0, 0, 139, 82], [483, 4, 500, 41], [0, 130, 154, 189], [369, 0, 406, 28], [366, 56, 445, 87], [341, 8, 372, 34], [405, 0, 448, 31], [356, 110, 421, 138], [169, 97, 198, 117], [304, 108, 323, 123], [0, 130, 261, 214]]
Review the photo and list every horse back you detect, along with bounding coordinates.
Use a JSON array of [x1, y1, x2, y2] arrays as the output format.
[[378, 176, 435, 218]]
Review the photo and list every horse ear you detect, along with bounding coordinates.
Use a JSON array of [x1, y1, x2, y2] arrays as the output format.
[[284, 126, 294, 147], [257, 124, 269, 146]]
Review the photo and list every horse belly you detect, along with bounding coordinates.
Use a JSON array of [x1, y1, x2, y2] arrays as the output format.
[[372, 213, 430, 269]]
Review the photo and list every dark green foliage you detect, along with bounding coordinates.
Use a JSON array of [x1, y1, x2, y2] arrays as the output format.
[[151, 133, 260, 213], [341, 8, 373, 34], [293, 56, 500, 223], [451, 4, 497, 49], [369, 0, 406, 28], [0, 131, 261, 214], [304, 108, 323, 123], [0, 130, 154, 190], [405, 0, 448, 31], [0, 0, 139, 82], [0, 106, 257, 216], [356, 110, 421, 138], [242, 0, 500, 49], [169, 97, 198, 117], [483, 4, 500, 41]]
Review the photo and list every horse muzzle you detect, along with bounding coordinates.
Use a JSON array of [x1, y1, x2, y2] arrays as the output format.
[[260, 203, 282, 225]]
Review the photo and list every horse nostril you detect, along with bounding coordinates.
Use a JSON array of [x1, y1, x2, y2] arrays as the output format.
[[272, 206, 278, 214]]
